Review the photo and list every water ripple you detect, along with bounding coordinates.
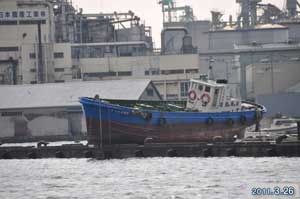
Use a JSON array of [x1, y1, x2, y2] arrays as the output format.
[[0, 158, 299, 199]]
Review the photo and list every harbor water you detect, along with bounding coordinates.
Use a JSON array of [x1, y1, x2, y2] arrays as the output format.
[[0, 157, 300, 199]]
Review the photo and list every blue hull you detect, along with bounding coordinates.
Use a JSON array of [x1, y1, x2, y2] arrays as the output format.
[[80, 97, 266, 145]]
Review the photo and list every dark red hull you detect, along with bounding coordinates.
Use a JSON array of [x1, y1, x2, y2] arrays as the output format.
[[86, 118, 247, 145]]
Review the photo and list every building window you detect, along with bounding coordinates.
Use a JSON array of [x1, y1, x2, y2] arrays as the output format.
[[34, 11, 39, 17], [180, 82, 190, 97], [54, 52, 64, 58], [12, 11, 18, 18], [29, 53, 36, 59], [84, 72, 117, 78], [118, 71, 132, 76], [0, 12, 3, 19], [55, 80, 65, 83], [186, 69, 199, 74], [19, 20, 46, 25], [41, 11, 46, 17], [1, 112, 22, 117], [145, 71, 150, 76], [26, 11, 32, 18], [0, 47, 18, 52], [55, 68, 65, 72], [30, 68, 36, 72], [5, 12, 10, 18], [152, 70, 160, 75], [146, 88, 154, 96], [19, 11, 25, 18], [0, 21, 18, 25], [72, 67, 82, 79], [161, 69, 184, 75]]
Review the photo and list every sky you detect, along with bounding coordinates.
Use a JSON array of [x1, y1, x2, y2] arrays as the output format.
[[72, 0, 285, 47]]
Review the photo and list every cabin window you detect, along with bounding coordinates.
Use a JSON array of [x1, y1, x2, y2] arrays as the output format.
[[212, 89, 219, 107], [190, 82, 197, 89], [205, 86, 211, 93], [198, 85, 203, 91]]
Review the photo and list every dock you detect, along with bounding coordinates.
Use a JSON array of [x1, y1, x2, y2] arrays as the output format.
[[0, 122, 299, 160], [1, 141, 300, 159]]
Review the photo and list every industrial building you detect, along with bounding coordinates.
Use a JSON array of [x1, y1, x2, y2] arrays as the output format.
[[0, 79, 161, 140], [0, 0, 300, 112], [257, 83, 300, 117]]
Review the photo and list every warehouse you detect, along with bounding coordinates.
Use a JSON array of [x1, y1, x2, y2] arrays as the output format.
[[0, 79, 161, 141]]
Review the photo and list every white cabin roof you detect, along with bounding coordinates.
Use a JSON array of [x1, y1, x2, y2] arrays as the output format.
[[190, 79, 224, 88]]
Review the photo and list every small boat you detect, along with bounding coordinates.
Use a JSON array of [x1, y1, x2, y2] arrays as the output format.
[[245, 117, 299, 140], [80, 75, 266, 146], [261, 117, 298, 134]]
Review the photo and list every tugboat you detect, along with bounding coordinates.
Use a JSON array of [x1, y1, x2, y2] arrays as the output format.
[[80, 75, 266, 146]]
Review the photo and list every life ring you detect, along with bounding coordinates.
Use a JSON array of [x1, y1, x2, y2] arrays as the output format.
[[188, 90, 197, 101], [200, 93, 211, 104], [206, 117, 214, 126]]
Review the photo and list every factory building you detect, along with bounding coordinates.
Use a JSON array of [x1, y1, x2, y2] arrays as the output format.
[[0, 0, 153, 85], [0, 79, 161, 140], [0, 0, 300, 115]]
